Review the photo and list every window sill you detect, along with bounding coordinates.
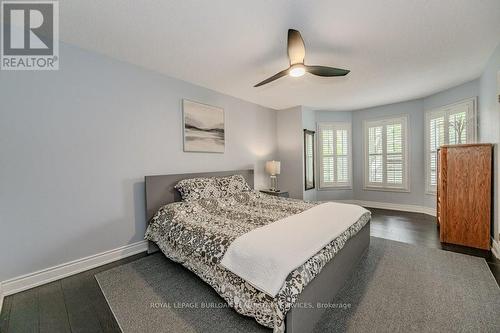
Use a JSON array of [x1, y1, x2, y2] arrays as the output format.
[[363, 186, 410, 193], [318, 185, 352, 191]]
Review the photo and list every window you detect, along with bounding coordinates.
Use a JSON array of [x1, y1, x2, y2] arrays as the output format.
[[425, 98, 477, 194], [364, 115, 409, 191], [318, 122, 352, 188]]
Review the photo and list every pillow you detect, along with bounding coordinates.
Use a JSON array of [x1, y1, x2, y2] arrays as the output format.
[[174, 177, 222, 202], [175, 174, 251, 201], [216, 174, 251, 196]]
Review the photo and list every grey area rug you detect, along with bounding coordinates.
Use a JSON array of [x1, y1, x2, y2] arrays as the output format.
[[96, 237, 500, 333]]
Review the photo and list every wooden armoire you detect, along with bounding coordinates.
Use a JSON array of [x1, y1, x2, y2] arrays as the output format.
[[437, 144, 492, 250]]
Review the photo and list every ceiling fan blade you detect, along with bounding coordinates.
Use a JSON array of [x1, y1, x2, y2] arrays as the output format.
[[254, 68, 290, 87], [287, 29, 305, 65], [306, 65, 350, 77]]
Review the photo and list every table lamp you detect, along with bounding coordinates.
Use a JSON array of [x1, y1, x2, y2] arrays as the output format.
[[265, 160, 281, 192]]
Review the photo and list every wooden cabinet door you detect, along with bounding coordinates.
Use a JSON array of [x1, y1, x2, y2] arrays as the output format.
[[441, 146, 491, 250]]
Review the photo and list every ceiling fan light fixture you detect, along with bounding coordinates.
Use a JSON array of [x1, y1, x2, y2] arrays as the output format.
[[289, 64, 305, 77], [253, 29, 350, 87]]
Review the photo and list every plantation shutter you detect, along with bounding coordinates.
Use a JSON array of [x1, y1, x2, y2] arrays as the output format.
[[318, 123, 352, 188], [368, 125, 383, 183], [336, 129, 349, 182], [428, 113, 445, 188], [447, 107, 468, 145], [365, 116, 408, 190], [386, 120, 404, 185], [425, 98, 476, 193], [321, 127, 335, 183]]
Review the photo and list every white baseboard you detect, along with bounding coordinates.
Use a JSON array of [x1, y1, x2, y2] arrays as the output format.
[[336, 200, 436, 217], [0, 240, 148, 298], [492, 238, 500, 259]]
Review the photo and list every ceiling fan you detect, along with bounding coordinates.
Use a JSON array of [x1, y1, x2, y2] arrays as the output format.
[[254, 29, 350, 87]]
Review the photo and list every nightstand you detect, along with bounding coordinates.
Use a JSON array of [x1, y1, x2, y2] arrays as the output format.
[[259, 189, 289, 198]]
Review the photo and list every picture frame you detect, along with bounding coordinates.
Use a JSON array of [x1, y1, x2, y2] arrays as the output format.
[[183, 99, 225, 153]]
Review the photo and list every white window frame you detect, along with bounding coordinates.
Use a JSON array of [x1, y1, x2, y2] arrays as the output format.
[[424, 97, 477, 194], [317, 122, 353, 189], [363, 114, 409, 192]]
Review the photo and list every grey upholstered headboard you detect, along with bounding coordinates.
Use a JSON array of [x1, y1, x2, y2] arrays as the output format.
[[145, 169, 254, 222]]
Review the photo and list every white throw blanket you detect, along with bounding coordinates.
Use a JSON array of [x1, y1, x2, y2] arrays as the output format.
[[220, 202, 369, 297]]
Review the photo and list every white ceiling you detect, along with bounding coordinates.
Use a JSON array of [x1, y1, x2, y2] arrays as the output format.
[[59, 0, 500, 110]]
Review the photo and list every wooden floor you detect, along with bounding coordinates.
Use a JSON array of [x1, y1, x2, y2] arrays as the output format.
[[0, 254, 146, 333], [1, 208, 499, 333]]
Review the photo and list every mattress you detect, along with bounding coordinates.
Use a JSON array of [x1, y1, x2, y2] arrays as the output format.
[[145, 191, 370, 332]]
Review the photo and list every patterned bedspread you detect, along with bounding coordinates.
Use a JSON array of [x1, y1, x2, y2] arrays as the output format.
[[145, 191, 370, 332]]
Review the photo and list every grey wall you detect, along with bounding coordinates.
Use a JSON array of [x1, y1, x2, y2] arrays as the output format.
[[0, 43, 278, 281], [1, 39, 496, 283], [352, 99, 426, 205], [307, 80, 479, 208], [421, 79, 480, 208], [352, 80, 479, 208], [276, 107, 303, 199], [478, 43, 500, 241], [423, 79, 479, 111]]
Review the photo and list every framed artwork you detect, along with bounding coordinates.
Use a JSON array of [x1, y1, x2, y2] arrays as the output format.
[[183, 99, 225, 153], [304, 129, 315, 190]]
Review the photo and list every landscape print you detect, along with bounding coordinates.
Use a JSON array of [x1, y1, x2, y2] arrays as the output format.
[[183, 100, 225, 153]]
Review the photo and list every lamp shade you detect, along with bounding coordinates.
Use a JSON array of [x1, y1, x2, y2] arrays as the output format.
[[265, 160, 281, 175]]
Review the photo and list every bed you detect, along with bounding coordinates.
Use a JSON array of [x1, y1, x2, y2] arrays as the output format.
[[144, 169, 370, 333]]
